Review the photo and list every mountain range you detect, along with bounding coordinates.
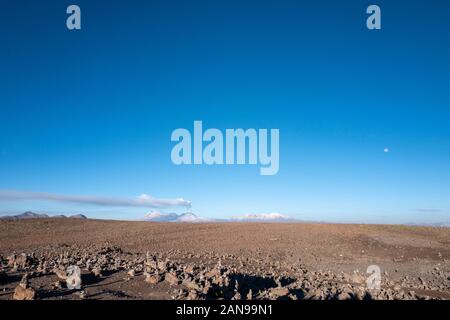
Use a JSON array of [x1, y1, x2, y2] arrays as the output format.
[[0, 211, 88, 220], [143, 211, 296, 223], [1, 211, 448, 227]]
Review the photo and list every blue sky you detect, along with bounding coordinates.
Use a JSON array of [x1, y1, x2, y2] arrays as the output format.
[[0, 0, 449, 224]]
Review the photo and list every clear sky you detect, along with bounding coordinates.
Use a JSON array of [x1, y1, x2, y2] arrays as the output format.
[[1, 0, 449, 224]]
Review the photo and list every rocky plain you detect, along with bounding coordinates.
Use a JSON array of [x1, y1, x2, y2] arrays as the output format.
[[0, 218, 449, 300]]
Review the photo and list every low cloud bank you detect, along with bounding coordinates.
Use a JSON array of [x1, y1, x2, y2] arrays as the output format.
[[0, 190, 191, 209]]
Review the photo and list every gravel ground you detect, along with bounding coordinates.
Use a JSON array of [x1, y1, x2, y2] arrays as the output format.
[[0, 219, 449, 300]]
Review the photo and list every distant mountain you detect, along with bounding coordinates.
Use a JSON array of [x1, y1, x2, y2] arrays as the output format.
[[230, 213, 297, 222], [69, 214, 88, 219], [143, 211, 298, 223], [406, 222, 450, 228], [176, 212, 210, 223], [0, 212, 88, 220], [0, 211, 49, 220], [143, 211, 179, 222], [144, 211, 210, 223]]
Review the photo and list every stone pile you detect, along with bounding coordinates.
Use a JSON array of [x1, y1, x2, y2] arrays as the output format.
[[13, 274, 36, 300]]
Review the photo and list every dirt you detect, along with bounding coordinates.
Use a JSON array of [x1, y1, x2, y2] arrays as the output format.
[[0, 219, 449, 300]]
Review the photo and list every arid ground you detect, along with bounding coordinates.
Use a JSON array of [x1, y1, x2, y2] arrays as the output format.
[[0, 219, 449, 300]]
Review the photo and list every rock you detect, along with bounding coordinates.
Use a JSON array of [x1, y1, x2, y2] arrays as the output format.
[[13, 283, 36, 300], [7, 254, 16, 267], [350, 273, 365, 284], [76, 290, 87, 299], [205, 268, 221, 279], [7, 253, 31, 270], [15, 253, 31, 268], [202, 281, 211, 295], [268, 287, 290, 299], [187, 289, 199, 300], [337, 292, 352, 300], [92, 268, 102, 277], [418, 277, 426, 286], [52, 281, 64, 289], [305, 289, 323, 300], [184, 265, 196, 274], [165, 272, 180, 286], [157, 260, 168, 271], [54, 268, 68, 280], [182, 278, 200, 291], [393, 284, 402, 291], [232, 291, 241, 300], [145, 272, 163, 284], [36, 261, 47, 273], [172, 288, 187, 299]]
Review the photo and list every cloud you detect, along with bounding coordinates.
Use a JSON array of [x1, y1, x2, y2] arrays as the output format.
[[0, 190, 191, 209]]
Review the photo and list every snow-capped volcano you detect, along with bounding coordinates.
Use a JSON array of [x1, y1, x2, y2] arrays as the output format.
[[143, 211, 209, 223], [143, 211, 179, 222], [231, 212, 294, 222], [175, 212, 210, 222], [143, 211, 296, 223]]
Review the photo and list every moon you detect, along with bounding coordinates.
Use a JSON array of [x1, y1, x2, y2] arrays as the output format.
[[383, 148, 390, 153]]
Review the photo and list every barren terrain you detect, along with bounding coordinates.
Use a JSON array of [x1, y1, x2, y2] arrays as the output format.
[[0, 219, 449, 300]]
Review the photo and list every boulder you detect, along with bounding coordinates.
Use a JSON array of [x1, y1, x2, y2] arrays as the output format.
[[92, 267, 102, 277], [182, 278, 200, 291], [350, 273, 366, 284], [165, 272, 180, 286], [13, 283, 36, 300], [54, 268, 68, 280], [7, 254, 16, 267], [15, 254, 31, 269], [145, 272, 163, 284], [246, 289, 253, 300], [265, 286, 290, 299], [336, 291, 352, 300]]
